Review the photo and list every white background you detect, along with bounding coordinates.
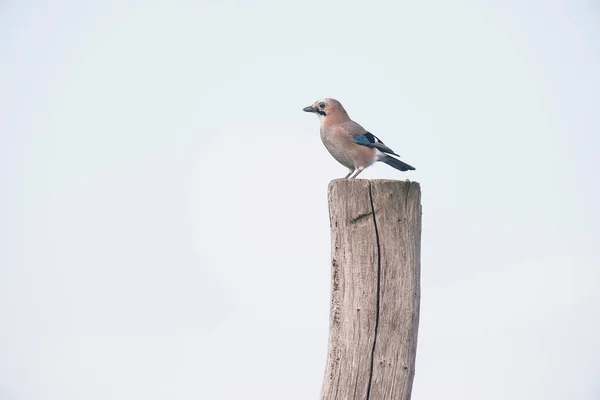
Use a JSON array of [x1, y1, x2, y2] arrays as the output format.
[[1, 0, 599, 399]]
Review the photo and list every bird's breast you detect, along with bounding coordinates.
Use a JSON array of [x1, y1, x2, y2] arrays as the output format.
[[320, 127, 375, 169]]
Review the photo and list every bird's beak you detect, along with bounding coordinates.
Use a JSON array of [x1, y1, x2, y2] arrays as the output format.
[[303, 105, 316, 113]]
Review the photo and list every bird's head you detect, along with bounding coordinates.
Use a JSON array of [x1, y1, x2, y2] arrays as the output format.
[[303, 98, 349, 122]]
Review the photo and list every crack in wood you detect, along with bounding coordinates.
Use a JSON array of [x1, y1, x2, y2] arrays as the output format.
[[365, 182, 382, 400], [349, 211, 373, 224]]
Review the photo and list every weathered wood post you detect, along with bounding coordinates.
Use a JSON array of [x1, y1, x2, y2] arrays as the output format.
[[321, 179, 422, 400]]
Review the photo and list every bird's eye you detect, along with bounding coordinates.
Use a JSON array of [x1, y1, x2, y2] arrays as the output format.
[[319, 103, 326, 109]]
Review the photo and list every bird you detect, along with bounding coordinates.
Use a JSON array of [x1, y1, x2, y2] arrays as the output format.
[[303, 98, 415, 179]]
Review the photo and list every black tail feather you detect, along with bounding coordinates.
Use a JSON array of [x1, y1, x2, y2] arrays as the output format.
[[381, 155, 415, 171]]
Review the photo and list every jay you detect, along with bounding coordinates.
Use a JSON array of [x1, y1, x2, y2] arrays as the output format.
[[303, 98, 415, 179]]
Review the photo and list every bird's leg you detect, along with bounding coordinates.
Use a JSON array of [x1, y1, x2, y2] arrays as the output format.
[[350, 167, 365, 179], [343, 169, 354, 179]]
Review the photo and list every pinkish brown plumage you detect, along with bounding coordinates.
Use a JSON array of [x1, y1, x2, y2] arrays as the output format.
[[303, 98, 415, 178]]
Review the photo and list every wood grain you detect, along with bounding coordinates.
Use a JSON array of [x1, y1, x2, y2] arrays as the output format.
[[322, 179, 422, 400]]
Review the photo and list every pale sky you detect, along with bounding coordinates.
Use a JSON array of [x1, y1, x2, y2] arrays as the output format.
[[1, 1, 599, 399]]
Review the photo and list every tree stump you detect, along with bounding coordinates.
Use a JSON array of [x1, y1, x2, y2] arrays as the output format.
[[322, 179, 422, 400]]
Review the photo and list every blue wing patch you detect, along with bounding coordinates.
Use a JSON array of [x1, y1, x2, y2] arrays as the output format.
[[352, 132, 382, 146], [352, 132, 400, 156], [352, 134, 372, 146]]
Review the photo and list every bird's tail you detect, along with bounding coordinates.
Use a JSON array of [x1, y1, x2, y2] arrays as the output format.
[[381, 155, 416, 171]]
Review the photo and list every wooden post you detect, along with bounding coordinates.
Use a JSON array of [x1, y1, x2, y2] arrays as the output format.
[[322, 179, 422, 400]]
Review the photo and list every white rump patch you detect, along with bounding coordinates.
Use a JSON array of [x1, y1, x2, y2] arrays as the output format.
[[374, 149, 386, 161]]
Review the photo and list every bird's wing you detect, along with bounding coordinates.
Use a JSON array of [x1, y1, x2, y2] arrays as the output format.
[[339, 121, 399, 156], [351, 130, 399, 157]]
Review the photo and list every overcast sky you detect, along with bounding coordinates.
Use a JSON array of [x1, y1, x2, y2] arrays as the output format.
[[1, 0, 599, 399]]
